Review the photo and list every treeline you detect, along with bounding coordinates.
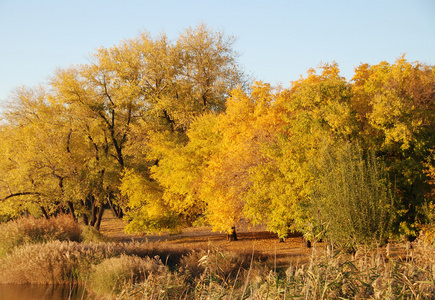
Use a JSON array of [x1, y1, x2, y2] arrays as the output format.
[[1, 25, 434, 249]]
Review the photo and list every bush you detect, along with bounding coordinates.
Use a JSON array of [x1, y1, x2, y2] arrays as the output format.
[[80, 225, 107, 243], [0, 214, 81, 257], [88, 255, 166, 297], [311, 142, 396, 250]]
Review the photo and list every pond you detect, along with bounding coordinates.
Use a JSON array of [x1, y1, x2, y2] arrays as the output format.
[[0, 284, 90, 300]]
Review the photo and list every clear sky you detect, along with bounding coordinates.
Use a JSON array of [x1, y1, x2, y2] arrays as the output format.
[[1, 0, 434, 103]]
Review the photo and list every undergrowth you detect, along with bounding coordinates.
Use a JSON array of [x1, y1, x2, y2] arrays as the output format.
[[0, 216, 434, 299], [0, 240, 191, 285], [116, 241, 435, 299], [0, 214, 81, 257], [0, 239, 433, 299]]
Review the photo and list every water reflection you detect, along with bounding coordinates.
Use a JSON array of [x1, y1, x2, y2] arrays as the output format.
[[0, 284, 89, 300]]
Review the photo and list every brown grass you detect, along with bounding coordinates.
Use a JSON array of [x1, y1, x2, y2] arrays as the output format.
[[0, 214, 81, 257], [114, 240, 435, 299], [0, 212, 434, 299], [88, 254, 167, 297]]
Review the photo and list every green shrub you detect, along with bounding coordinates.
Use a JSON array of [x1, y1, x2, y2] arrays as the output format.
[[80, 225, 107, 243], [311, 142, 396, 250]]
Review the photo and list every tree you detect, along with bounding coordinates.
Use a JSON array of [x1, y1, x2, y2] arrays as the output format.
[[0, 24, 245, 229], [121, 113, 221, 233], [3, 28, 433, 245], [197, 83, 279, 239], [311, 142, 396, 250], [50, 47, 140, 221], [245, 63, 356, 240], [351, 56, 435, 237], [0, 86, 92, 222], [117, 25, 246, 233]]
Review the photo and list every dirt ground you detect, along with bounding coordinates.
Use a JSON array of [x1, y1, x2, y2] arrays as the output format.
[[98, 211, 315, 267], [98, 211, 408, 268]]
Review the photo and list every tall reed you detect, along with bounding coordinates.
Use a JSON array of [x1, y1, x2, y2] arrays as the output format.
[[118, 241, 435, 299], [0, 215, 81, 257]]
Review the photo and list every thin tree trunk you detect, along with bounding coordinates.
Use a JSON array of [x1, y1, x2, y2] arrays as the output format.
[[107, 193, 123, 219], [304, 237, 312, 248], [82, 214, 89, 226], [95, 205, 104, 230], [227, 226, 238, 241], [40, 206, 50, 219], [90, 196, 97, 227], [67, 201, 77, 221]]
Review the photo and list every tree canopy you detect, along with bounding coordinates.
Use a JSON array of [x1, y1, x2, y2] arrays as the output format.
[[1, 26, 434, 247]]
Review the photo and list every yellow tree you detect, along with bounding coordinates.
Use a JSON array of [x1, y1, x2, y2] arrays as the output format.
[[196, 83, 279, 239], [122, 113, 221, 233], [119, 25, 246, 233], [0, 86, 93, 221], [50, 65, 124, 225], [50, 31, 177, 222], [245, 63, 356, 240], [0, 24, 244, 229]]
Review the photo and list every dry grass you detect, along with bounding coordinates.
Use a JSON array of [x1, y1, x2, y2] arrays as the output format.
[[0, 214, 81, 257], [1, 213, 434, 299], [98, 213, 435, 299], [88, 254, 167, 297], [0, 240, 195, 284], [116, 241, 435, 299]]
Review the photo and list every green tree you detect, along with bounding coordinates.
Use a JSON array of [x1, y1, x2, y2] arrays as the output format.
[[311, 142, 396, 250], [351, 56, 435, 237]]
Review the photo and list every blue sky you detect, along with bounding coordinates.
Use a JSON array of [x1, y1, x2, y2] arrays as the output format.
[[1, 0, 434, 103]]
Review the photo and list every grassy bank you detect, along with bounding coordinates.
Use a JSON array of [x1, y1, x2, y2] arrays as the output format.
[[0, 216, 434, 299]]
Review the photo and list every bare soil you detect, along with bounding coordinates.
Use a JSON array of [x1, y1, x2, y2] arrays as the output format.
[[98, 211, 408, 268], [99, 211, 314, 267]]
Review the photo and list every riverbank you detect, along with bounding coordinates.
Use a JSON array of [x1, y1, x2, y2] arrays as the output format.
[[0, 214, 434, 299]]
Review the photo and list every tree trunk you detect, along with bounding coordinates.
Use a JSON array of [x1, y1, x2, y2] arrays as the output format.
[[40, 206, 50, 219], [107, 193, 124, 219], [227, 226, 238, 241], [82, 213, 89, 226], [66, 201, 77, 221], [82, 196, 92, 225], [304, 237, 312, 248], [90, 196, 97, 226], [94, 205, 104, 230]]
